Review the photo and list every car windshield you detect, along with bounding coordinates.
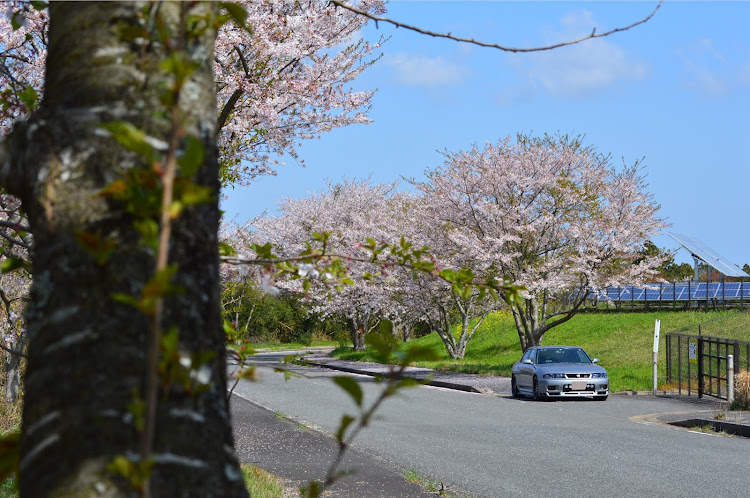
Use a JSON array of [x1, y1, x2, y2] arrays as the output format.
[[536, 348, 590, 365]]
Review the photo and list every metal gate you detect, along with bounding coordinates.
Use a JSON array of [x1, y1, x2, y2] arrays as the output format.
[[666, 330, 750, 400]]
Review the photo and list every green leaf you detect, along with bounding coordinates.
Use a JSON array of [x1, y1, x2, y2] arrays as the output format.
[[160, 52, 198, 85], [10, 12, 23, 30], [335, 414, 356, 442], [0, 256, 30, 274], [117, 25, 151, 42], [251, 242, 275, 259], [178, 136, 205, 178], [178, 182, 213, 206], [75, 230, 117, 266], [333, 376, 363, 406], [0, 431, 20, 485], [143, 266, 182, 301], [301, 480, 322, 498], [439, 269, 456, 282], [403, 344, 440, 364], [218, 2, 252, 33], [133, 218, 160, 251], [111, 292, 141, 309], [18, 85, 38, 109], [456, 267, 474, 283], [160, 327, 180, 356], [219, 242, 237, 257], [365, 329, 399, 364], [100, 121, 159, 163]]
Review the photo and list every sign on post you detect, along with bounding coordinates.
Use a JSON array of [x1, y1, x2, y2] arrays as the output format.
[[689, 339, 698, 362]]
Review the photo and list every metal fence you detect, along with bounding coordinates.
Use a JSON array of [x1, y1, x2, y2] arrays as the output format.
[[666, 328, 750, 400]]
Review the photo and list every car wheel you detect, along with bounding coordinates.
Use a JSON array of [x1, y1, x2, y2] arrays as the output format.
[[532, 376, 541, 401], [511, 375, 519, 397], [595, 395, 608, 401]]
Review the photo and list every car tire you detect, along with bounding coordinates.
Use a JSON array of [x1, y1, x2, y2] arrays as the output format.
[[532, 376, 541, 401], [511, 375, 519, 397], [595, 395, 608, 401]]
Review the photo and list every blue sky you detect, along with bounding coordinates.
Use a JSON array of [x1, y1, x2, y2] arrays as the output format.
[[222, 1, 750, 267]]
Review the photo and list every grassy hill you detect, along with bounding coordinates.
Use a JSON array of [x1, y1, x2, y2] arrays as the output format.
[[334, 309, 750, 392]]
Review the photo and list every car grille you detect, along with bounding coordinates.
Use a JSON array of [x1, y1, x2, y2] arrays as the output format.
[[565, 373, 591, 379]]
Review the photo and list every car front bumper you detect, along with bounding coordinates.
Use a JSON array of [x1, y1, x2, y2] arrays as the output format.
[[538, 377, 609, 398]]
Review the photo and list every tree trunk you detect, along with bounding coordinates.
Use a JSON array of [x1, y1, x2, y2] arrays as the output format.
[[348, 316, 366, 351], [1, 3, 247, 496], [429, 308, 463, 359], [3, 331, 26, 403]]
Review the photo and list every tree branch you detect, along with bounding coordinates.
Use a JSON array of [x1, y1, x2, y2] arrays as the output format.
[[217, 88, 244, 131], [0, 341, 28, 359], [330, 0, 662, 52]]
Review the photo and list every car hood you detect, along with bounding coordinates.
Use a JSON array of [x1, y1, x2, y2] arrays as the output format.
[[535, 363, 606, 375]]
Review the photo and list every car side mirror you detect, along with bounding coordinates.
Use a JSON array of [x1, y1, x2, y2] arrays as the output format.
[[592, 358, 599, 364], [523, 358, 533, 365]]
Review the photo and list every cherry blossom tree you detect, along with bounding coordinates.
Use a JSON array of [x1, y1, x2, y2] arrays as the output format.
[[0, 3, 46, 135], [0, 4, 42, 402], [0, 193, 30, 403], [391, 195, 503, 359], [413, 134, 667, 351], [215, 0, 386, 184], [1, 0, 385, 400], [2, 1, 386, 184], [233, 179, 406, 350]]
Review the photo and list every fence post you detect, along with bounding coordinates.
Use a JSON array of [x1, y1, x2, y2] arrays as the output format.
[[698, 333, 704, 399], [728, 354, 735, 404], [653, 320, 660, 395], [666, 334, 672, 383]]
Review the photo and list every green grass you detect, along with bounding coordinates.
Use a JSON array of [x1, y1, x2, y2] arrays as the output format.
[[333, 310, 750, 392], [0, 476, 17, 498], [689, 424, 729, 436], [241, 464, 289, 497], [0, 464, 287, 498], [403, 469, 441, 493]]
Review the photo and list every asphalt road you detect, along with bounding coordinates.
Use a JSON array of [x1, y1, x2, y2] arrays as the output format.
[[231, 353, 749, 498]]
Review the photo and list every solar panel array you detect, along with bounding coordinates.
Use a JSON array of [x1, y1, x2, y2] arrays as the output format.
[[584, 282, 750, 302], [667, 232, 749, 278]]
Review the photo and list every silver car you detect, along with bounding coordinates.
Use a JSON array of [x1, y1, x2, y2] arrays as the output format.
[[511, 346, 608, 401]]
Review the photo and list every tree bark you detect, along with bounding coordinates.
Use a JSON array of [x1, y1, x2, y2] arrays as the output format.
[[3, 333, 26, 403], [0, 3, 247, 496], [348, 316, 367, 352]]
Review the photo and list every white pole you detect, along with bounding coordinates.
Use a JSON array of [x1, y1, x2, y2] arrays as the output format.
[[728, 354, 735, 404], [653, 319, 661, 395]]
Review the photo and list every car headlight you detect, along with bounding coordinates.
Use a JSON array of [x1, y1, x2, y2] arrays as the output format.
[[542, 373, 566, 379], [591, 372, 608, 378]]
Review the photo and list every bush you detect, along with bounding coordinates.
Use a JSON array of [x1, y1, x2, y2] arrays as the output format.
[[732, 370, 750, 410], [224, 284, 347, 344]]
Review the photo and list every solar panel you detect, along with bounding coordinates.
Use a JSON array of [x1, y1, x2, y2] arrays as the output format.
[[581, 281, 750, 302], [667, 232, 749, 278]]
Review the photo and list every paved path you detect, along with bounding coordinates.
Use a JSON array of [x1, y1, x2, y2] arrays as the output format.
[[231, 396, 433, 497], [302, 350, 750, 433], [231, 349, 750, 497]]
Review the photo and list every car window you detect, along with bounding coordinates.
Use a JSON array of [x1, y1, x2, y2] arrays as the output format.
[[537, 348, 591, 364], [529, 349, 536, 364], [521, 350, 531, 362]]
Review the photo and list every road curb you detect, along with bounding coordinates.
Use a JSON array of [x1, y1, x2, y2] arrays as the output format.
[[303, 360, 484, 394]]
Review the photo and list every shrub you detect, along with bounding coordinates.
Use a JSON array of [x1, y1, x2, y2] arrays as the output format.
[[731, 370, 750, 410]]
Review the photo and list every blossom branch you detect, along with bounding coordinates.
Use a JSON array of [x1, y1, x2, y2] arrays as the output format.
[[330, 0, 662, 52]]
